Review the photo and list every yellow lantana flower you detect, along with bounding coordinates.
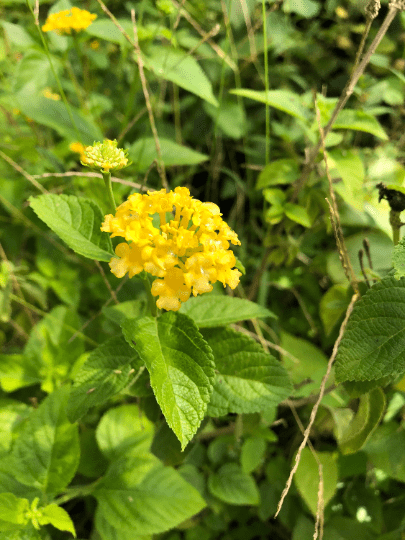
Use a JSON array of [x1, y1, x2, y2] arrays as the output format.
[[101, 187, 241, 311], [81, 139, 129, 173], [69, 141, 87, 162], [42, 7, 97, 35]]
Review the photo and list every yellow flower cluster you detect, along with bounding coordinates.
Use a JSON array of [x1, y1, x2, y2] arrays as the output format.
[[101, 188, 241, 311], [81, 139, 129, 173], [42, 8, 97, 35], [69, 141, 87, 161], [42, 87, 61, 101]]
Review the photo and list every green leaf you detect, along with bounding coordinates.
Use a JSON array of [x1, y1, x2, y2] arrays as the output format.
[[339, 387, 386, 454], [230, 89, 308, 121], [2, 22, 34, 48], [256, 159, 299, 189], [327, 149, 365, 211], [363, 422, 405, 483], [86, 18, 135, 46], [0, 400, 30, 454], [38, 504, 76, 538], [393, 236, 405, 277], [335, 277, 405, 382], [0, 354, 41, 393], [96, 404, 154, 460], [204, 98, 247, 139], [283, 0, 321, 17], [16, 84, 103, 145], [11, 387, 80, 495], [94, 451, 206, 534], [204, 327, 292, 416], [179, 296, 276, 327], [67, 336, 142, 422], [208, 463, 260, 505], [284, 202, 312, 227], [241, 437, 267, 474], [128, 137, 209, 172], [122, 312, 215, 450], [334, 109, 388, 140], [29, 194, 114, 262], [320, 284, 350, 336], [294, 448, 338, 516], [0, 493, 29, 531], [144, 46, 218, 106], [95, 512, 151, 540]]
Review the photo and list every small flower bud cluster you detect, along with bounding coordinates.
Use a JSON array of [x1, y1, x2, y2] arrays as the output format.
[[101, 187, 242, 311], [81, 139, 129, 173]]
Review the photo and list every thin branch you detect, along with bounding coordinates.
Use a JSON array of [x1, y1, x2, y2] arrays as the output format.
[[0, 150, 47, 193], [293, 2, 399, 199], [275, 292, 359, 517], [32, 171, 144, 191]]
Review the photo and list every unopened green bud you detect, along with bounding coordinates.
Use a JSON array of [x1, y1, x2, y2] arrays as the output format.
[[81, 139, 130, 173]]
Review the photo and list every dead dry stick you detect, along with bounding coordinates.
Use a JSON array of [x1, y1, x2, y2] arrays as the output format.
[[275, 292, 358, 518], [0, 150, 47, 194], [293, 0, 401, 200]]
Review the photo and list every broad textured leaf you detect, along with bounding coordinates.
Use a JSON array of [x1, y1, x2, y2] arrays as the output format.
[[67, 336, 142, 422], [335, 277, 405, 382], [179, 295, 276, 327], [38, 504, 76, 538], [129, 137, 209, 172], [11, 387, 80, 495], [0, 400, 30, 454], [339, 387, 386, 454], [96, 404, 154, 460], [230, 89, 308, 120], [95, 512, 151, 540], [334, 109, 388, 140], [294, 448, 338, 516], [0, 456, 41, 500], [29, 194, 114, 262], [122, 312, 215, 449], [256, 159, 299, 189], [16, 84, 103, 144], [94, 451, 206, 534], [204, 327, 292, 416], [86, 18, 135, 46], [208, 463, 260, 505], [144, 46, 218, 106]]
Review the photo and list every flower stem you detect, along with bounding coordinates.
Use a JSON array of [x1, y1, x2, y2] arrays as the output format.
[[102, 172, 116, 214], [140, 272, 158, 317]]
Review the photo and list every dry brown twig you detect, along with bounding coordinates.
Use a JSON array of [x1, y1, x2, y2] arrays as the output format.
[[275, 291, 358, 517], [292, 0, 404, 200]]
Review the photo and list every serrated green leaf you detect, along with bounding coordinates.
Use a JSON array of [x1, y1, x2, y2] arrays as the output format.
[[122, 312, 215, 449], [339, 387, 386, 454], [204, 327, 292, 416], [230, 89, 308, 120], [256, 159, 299, 189], [128, 137, 209, 172], [96, 404, 154, 460], [294, 448, 338, 516], [11, 387, 80, 495], [334, 109, 388, 140], [38, 504, 76, 537], [67, 336, 142, 422], [29, 194, 114, 262], [144, 46, 218, 106], [94, 451, 206, 534], [335, 277, 405, 382], [179, 296, 276, 327], [208, 463, 260, 505]]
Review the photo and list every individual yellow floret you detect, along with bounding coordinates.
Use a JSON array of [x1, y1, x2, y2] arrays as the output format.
[[42, 7, 97, 35]]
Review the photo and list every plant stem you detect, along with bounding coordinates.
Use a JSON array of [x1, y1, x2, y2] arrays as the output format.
[[262, 0, 270, 165], [140, 272, 158, 317], [102, 172, 116, 214]]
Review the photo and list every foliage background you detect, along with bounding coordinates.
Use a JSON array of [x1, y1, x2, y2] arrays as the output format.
[[2, 0, 405, 538]]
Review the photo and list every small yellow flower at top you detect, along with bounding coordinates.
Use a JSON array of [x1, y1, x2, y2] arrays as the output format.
[[101, 187, 242, 311], [81, 139, 130, 173], [90, 40, 100, 50], [42, 87, 61, 101], [42, 7, 97, 35], [69, 141, 87, 162]]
